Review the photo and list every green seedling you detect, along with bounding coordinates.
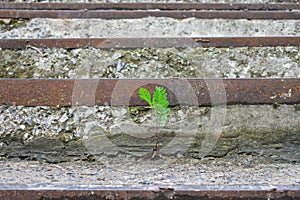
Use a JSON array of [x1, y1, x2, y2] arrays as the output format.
[[139, 86, 170, 158]]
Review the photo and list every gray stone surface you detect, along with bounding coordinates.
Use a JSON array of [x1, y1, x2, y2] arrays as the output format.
[[0, 157, 299, 186], [0, 46, 299, 164], [0, 1, 299, 164], [0, 104, 299, 163], [1, 18, 299, 39], [1, 47, 299, 79]]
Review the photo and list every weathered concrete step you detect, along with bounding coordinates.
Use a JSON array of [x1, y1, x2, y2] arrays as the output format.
[[0, 104, 298, 163], [1, 18, 299, 39], [1, 47, 299, 79]]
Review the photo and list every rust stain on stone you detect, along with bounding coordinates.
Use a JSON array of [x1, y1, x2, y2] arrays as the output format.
[[0, 37, 300, 49], [0, 79, 299, 106], [0, 184, 298, 200], [0, 2, 299, 11], [0, 9, 299, 19]]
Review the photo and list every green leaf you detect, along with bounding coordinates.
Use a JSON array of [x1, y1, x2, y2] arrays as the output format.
[[139, 87, 152, 106], [153, 87, 170, 125], [155, 106, 170, 125], [139, 86, 170, 126], [153, 87, 169, 108]]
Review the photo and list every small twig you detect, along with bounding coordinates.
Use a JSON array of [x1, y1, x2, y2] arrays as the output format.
[[113, 168, 139, 175], [26, 45, 44, 56], [113, 164, 161, 174], [53, 164, 66, 172], [151, 150, 157, 159]]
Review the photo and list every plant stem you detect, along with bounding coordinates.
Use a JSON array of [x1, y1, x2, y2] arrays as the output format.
[[155, 125, 159, 151], [153, 118, 159, 151], [151, 119, 159, 159]]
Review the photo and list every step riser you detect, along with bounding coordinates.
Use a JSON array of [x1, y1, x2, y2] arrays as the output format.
[[0, 105, 298, 163]]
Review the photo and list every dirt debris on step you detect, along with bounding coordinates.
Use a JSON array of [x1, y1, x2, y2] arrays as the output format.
[[0, 155, 299, 186]]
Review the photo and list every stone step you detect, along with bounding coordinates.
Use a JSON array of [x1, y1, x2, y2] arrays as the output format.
[[0, 104, 299, 163]]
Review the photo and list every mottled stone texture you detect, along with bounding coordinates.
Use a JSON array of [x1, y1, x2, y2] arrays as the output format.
[[0, 18, 299, 163], [0, 47, 299, 79], [0, 105, 299, 163], [1, 18, 299, 39]]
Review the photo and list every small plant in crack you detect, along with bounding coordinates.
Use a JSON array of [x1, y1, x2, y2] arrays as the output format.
[[139, 86, 170, 158]]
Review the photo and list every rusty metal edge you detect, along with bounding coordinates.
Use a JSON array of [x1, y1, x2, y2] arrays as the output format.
[[0, 10, 299, 19], [0, 37, 300, 49], [0, 2, 299, 10], [0, 184, 299, 200], [0, 78, 299, 106]]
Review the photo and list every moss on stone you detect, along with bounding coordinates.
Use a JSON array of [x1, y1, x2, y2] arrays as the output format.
[[0, 50, 35, 78], [0, 19, 28, 31]]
